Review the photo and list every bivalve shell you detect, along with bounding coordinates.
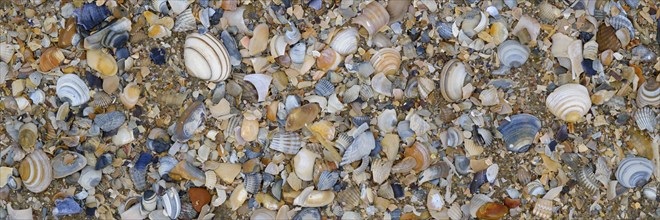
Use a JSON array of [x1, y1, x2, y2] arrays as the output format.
[[497, 40, 529, 68], [18, 123, 38, 152], [636, 79, 659, 107], [173, 101, 206, 142], [19, 150, 53, 193], [404, 142, 431, 171], [294, 148, 319, 181], [51, 151, 87, 179], [173, 8, 196, 32], [340, 131, 376, 165], [371, 158, 393, 185], [119, 83, 140, 109], [352, 1, 389, 36], [38, 47, 64, 72], [243, 74, 272, 102], [330, 28, 359, 56], [538, 2, 561, 22], [532, 198, 553, 219], [162, 188, 181, 219], [440, 59, 471, 102], [615, 157, 654, 188], [577, 167, 600, 193], [609, 15, 634, 38], [0, 42, 15, 63], [270, 132, 304, 154], [583, 41, 599, 60], [86, 49, 118, 77], [293, 186, 335, 207], [184, 33, 232, 82], [527, 179, 546, 196], [497, 114, 541, 153], [634, 107, 656, 132], [370, 48, 401, 75], [56, 74, 90, 107], [386, 0, 410, 23], [545, 84, 592, 123]]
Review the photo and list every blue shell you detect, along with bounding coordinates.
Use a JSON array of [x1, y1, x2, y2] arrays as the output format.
[[609, 15, 635, 38], [314, 79, 335, 97], [74, 3, 111, 31], [469, 170, 488, 193], [94, 111, 125, 132], [454, 154, 470, 175], [317, 171, 339, 191], [390, 209, 402, 220], [436, 22, 453, 40], [293, 208, 321, 220], [53, 197, 83, 216], [220, 30, 241, 67], [95, 153, 113, 170], [497, 114, 541, 153], [657, 19, 660, 46], [150, 48, 167, 65], [134, 152, 153, 171], [352, 115, 370, 126]]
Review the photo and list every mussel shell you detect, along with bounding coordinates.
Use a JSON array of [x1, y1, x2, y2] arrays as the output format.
[[615, 157, 654, 188], [173, 101, 206, 142], [56, 74, 91, 106], [51, 151, 87, 178], [74, 3, 111, 31], [19, 150, 53, 193], [497, 114, 541, 153]]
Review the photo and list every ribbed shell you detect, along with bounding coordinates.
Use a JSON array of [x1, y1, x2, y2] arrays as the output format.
[[497, 40, 529, 68], [497, 114, 542, 153], [317, 171, 338, 191], [360, 83, 375, 100], [527, 179, 546, 196], [244, 173, 262, 194], [340, 131, 375, 165], [370, 48, 401, 75], [314, 79, 335, 97], [545, 84, 592, 123], [270, 132, 304, 154], [538, 2, 561, 23], [371, 158, 393, 185], [636, 80, 659, 107], [173, 8, 196, 32], [464, 139, 483, 157], [440, 59, 470, 102], [337, 185, 360, 209], [0, 42, 14, 63], [577, 167, 600, 193], [18, 150, 53, 193], [596, 25, 620, 53], [615, 157, 654, 188], [609, 15, 634, 38], [448, 203, 463, 220], [184, 33, 231, 82], [634, 107, 656, 132], [56, 74, 91, 106], [330, 28, 358, 56], [582, 40, 599, 60], [468, 194, 493, 217], [533, 198, 553, 219], [352, 1, 389, 36], [334, 133, 353, 154], [93, 91, 113, 107]]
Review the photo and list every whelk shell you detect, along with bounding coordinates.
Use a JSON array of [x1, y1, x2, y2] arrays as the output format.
[[545, 84, 592, 123], [370, 48, 401, 75], [497, 114, 541, 153], [352, 1, 389, 36], [440, 59, 471, 102], [56, 74, 90, 107], [173, 101, 206, 142], [86, 49, 118, 77], [18, 123, 38, 153], [293, 186, 335, 207], [38, 47, 64, 72], [636, 79, 659, 108], [330, 27, 359, 56], [634, 107, 656, 132], [184, 33, 232, 82], [615, 157, 654, 188], [51, 151, 87, 179], [19, 150, 53, 193]]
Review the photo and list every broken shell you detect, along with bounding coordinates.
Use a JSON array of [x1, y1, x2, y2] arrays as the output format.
[[286, 103, 320, 131], [419, 163, 450, 184], [448, 203, 462, 220], [427, 188, 444, 211], [512, 15, 541, 43], [352, 1, 389, 36], [461, 10, 488, 38], [18, 123, 38, 153], [270, 132, 304, 154], [244, 173, 262, 194], [455, 155, 471, 175], [335, 133, 354, 154], [252, 208, 277, 220], [330, 27, 359, 56], [577, 167, 600, 193], [316, 48, 341, 71], [615, 28, 631, 47], [293, 186, 335, 207], [119, 83, 140, 109], [596, 25, 621, 53], [56, 74, 90, 107], [634, 107, 656, 132], [184, 33, 232, 82], [497, 40, 529, 69], [340, 131, 375, 166], [317, 171, 338, 191], [142, 190, 157, 212], [516, 169, 532, 185], [244, 74, 272, 102], [248, 23, 270, 56], [609, 15, 634, 39], [293, 207, 321, 220], [546, 84, 592, 123], [371, 158, 393, 185], [51, 151, 87, 179], [642, 186, 657, 201], [377, 109, 397, 133], [386, 0, 410, 23], [173, 101, 206, 142], [371, 73, 393, 97], [615, 157, 654, 188], [370, 48, 401, 75], [294, 148, 319, 181], [290, 43, 306, 64], [538, 1, 561, 22], [270, 35, 287, 57], [469, 194, 493, 217], [284, 24, 301, 45], [476, 202, 509, 219], [527, 179, 546, 196], [173, 8, 196, 32], [532, 198, 553, 219], [497, 114, 541, 153], [74, 3, 111, 31], [86, 49, 118, 77], [162, 188, 181, 219], [112, 125, 134, 146], [489, 21, 508, 45], [0, 42, 15, 63], [38, 47, 64, 72], [224, 7, 250, 34], [19, 150, 53, 193], [479, 87, 499, 106], [83, 17, 131, 50], [78, 166, 101, 190], [440, 59, 471, 102], [404, 142, 431, 171], [440, 127, 464, 148], [582, 41, 599, 60], [167, 0, 190, 15], [8, 204, 33, 220], [636, 79, 659, 107]]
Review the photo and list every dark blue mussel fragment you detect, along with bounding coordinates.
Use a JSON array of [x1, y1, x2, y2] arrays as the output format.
[[150, 48, 167, 65], [74, 3, 111, 31]]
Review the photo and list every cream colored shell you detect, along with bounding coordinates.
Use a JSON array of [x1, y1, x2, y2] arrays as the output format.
[[545, 84, 592, 122]]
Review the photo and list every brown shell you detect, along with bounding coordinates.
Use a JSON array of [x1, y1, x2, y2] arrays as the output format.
[[404, 142, 431, 171], [596, 25, 621, 53], [93, 91, 114, 108], [38, 47, 64, 72]]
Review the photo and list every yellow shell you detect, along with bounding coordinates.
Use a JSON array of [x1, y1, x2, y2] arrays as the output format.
[[404, 142, 431, 171], [38, 47, 64, 72], [120, 83, 140, 109], [86, 49, 118, 77], [19, 150, 53, 193]]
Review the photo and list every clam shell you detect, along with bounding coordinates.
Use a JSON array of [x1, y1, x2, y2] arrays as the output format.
[[454, 155, 471, 175], [497, 40, 529, 68], [634, 107, 656, 132], [173, 101, 206, 142], [642, 185, 657, 201], [112, 125, 135, 146], [527, 179, 546, 196], [545, 84, 592, 122], [83, 17, 131, 50], [371, 158, 393, 185], [609, 15, 634, 38], [18, 123, 38, 153], [270, 131, 304, 154], [532, 198, 553, 219], [464, 139, 483, 157], [448, 203, 463, 220], [440, 59, 471, 102], [440, 127, 464, 148], [316, 48, 341, 71], [419, 162, 450, 184], [93, 91, 113, 107], [86, 49, 118, 77], [516, 168, 532, 185], [94, 111, 126, 132], [51, 151, 87, 178], [615, 157, 654, 188], [469, 194, 493, 217], [293, 186, 335, 207], [252, 208, 277, 220], [386, 0, 410, 23], [314, 79, 335, 97], [270, 35, 287, 57], [294, 148, 319, 181], [38, 47, 64, 72], [596, 25, 620, 53], [330, 28, 359, 56], [0, 42, 15, 63], [337, 185, 360, 208], [244, 173, 262, 194], [290, 43, 306, 64], [243, 74, 272, 102], [497, 114, 541, 153], [405, 142, 431, 171], [56, 74, 90, 107], [582, 40, 599, 60], [340, 131, 375, 165], [292, 207, 321, 220], [577, 167, 600, 193], [427, 188, 445, 211], [78, 166, 101, 190], [119, 83, 140, 109], [476, 128, 493, 146], [370, 48, 401, 75], [184, 33, 232, 82], [371, 73, 393, 97], [29, 90, 45, 105], [152, 0, 169, 14], [538, 2, 561, 22], [479, 87, 499, 106], [162, 188, 181, 219], [317, 171, 338, 191], [173, 8, 196, 32], [352, 1, 389, 36], [436, 22, 453, 40], [377, 109, 397, 133], [19, 150, 53, 193], [636, 79, 659, 107]]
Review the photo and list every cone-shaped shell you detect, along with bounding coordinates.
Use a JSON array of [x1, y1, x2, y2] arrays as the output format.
[[615, 157, 654, 188], [545, 84, 592, 122], [497, 114, 541, 153], [19, 150, 53, 193], [440, 59, 471, 102], [352, 1, 389, 36], [56, 74, 90, 106], [184, 33, 232, 82]]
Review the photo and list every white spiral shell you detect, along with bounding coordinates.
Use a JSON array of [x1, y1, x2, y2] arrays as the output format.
[[545, 84, 592, 122], [56, 74, 90, 106], [184, 33, 232, 82], [330, 27, 359, 56], [18, 150, 53, 193]]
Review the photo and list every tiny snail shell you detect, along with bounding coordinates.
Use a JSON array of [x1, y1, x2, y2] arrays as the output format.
[[340, 131, 376, 166], [440, 59, 472, 102], [86, 49, 118, 77], [330, 27, 359, 56], [18, 122, 38, 153], [545, 84, 592, 122], [38, 47, 64, 72], [352, 1, 389, 36], [615, 157, 654, 188], [270, 131, 304, 154], [497, 40, 529, 68], [19, 150, 53, 193], [119, 83, 140, 109], [184, 33, 232, 82], [56, 74, 91, 106], [370, 48, 401, 75], [293, 186, 335, 207], [497, 114, 542, 153], [172, 8, 196, 32], [173, 101, 206, 142], [636, 79, 659, 108], [634, 107, 656, 132]]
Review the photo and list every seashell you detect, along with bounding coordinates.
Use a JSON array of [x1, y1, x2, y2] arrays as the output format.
[[478, 87, 499, 106], [440, 59, 471, 102], [18, 123, 38, 153], [78, 166, 101, 190], [252, 208, 277, 220], [448, 203, 462, 220], [497, 40, 529, 69], [52, 197, 83, 216], [29, 89, 45, 105], [419, 162, 450, 184], [286, 103, 320, 131], [330, 28, 359, 56], [292, 207, 321, 220], [74, 3, 111, 31], [167, 0, 190, 15], [152, 0, 169, 14], [38, 47, 64, 72], [642, 185, 657, 201], [460, 10, 488, 38], [269, 35, 287, 57], [293, 186, 335, 207], [370, 48, 401, 75], [476, 128, 493, 146], [371, 73, 393, 97], [545, 84, 592, 122], [615, 28, 631, 47], [162, 188, 181, 219], [173, 8, 196, 32], [582, 40, 599, 60], [244, 173, 262, 194], [436, 22, 453, 40], [317, 171, 338, 191], [244, 74, 272, 102], [224, 7, 250, 34], [632, 45, 657, 63], [184, 33, 232, 82], [51, 151, 87, 179], [314, 79, 335, 97], [615, 157, 654, 188], [427, 188, 444, 211], [173, 101, 206, 142], [532, 198, 553, 219], [289, 42, 306, 64], [248, 23, 270, 56], [340, 131, 375, 165], [404, 142, 431, 172], [464, 139, 483, 157], [56, 74, 90, 106], [609, 15, 634, 39], [440, 127, 464, 148], [142, 190, 158, 212], [19, 150, 53, 193], [386, 0, 410, 23], [636, 79, 659, 107], [538, 2, 561, 23], [86, 49, 118, 77], [284, 24, 301, 45], [634, 107, 656, 132], [497, 114, 541, 153], [377, 109, 397, 133], [270, 132, 304, 154], [577, 167, 600, 193], [294, 148, 319, 181], [516, 168, 532, 185], [352, 1, 389, 36], [337, 185, 361, 208], [335, 133, 354, 154], [512, 15, 541, 43], [469, 194, 493, 217], [93, 91, 113, 108], [221, 30, 242, 67], [0, 42, 15, 63], [94, 111, 126, 132], [596, 25, 621, 53], [454, 155, 471, 175], [316, 48, 341, 71], [112, 125, 135, 146], [119, 83, 140, 109], [8, 204, 33, 220], [527, 179, 546, 196], [371, 158, 393, 185], [83, 17, 131, 50]]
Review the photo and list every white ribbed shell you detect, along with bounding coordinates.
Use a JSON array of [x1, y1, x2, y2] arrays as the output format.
[[545, 84, 592, 122], [56, 74, 90, 106], [330, 27, 359, 56]]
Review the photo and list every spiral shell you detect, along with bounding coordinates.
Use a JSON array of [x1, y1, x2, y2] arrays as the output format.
[[582, 40, 598, 60], [371, 158, 393, 185], [634, 107, 656, 132], [352, 1, 389, 36], [56, 74, 90, 106], [615, 157, 654, 188], [532, 198, 553, 219], [497, 114, 541, 153], [270, 132, 304, 154], [440, 59, 471, 102], [497, 40, 529, 68], [38, 47, 64, 72], [577, 167, 600, 193], [173, 8, 196, 32], [538, 1, 561, 23], [330, 27, 358, 56], [19, 150, 53, 193], [18, 122, 38, 152], [184, 33, 232, 82], [370, 48, 401, 75], [545, 84, 592, 122], [636, 79, 659, 107]]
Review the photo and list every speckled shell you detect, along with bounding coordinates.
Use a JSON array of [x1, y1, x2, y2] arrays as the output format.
[[371, 158, 393, 185], [173, 8, 196, 32], [19, 150, 53, 193], [352, 1, 389, 36], [270, 132, 304, 154], [615, 157, 654, 188], [533, 198, 553, 219], [498, 40, 529, 68], [56, 74, 90, 107], [330, 27, 359, 56], [370, 48, 401, 75], [184, 33, 232, 82], [497, 114, 541, 153], [545, 84, 592, 122], [577, 167, 600, 193], [440, 59, 471, 102], [636, 79, 659, 107], [634, 107, 656, 132]]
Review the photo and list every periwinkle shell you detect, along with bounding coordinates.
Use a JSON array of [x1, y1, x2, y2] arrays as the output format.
[[497, 114, 541, 153]]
